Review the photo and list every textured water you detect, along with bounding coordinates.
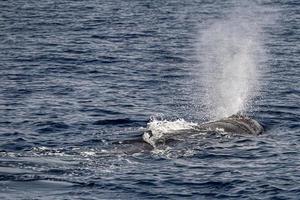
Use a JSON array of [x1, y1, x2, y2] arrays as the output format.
[[0, 0, 299, 199]]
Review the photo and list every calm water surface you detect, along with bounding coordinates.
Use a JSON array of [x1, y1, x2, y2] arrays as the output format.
[[0, 0, 299, 199]]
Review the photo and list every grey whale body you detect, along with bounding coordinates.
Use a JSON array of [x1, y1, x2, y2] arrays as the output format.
[[196, 114, 264, 135], [117, 114, 264, 154]]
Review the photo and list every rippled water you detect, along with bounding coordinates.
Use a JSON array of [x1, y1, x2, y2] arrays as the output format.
[[0, 0, 299, 199]]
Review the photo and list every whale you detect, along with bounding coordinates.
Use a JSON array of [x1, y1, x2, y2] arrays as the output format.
[[142, 114, 263, 148], [196, 114, 264, 135], [114, 114, 264, 154]]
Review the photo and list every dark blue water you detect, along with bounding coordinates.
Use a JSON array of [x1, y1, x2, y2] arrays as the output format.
[[0, 0, 299, 199]]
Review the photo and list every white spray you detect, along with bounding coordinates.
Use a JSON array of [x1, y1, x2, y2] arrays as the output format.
[[196, 2, 267, 120], [144, 2, 275, 147]]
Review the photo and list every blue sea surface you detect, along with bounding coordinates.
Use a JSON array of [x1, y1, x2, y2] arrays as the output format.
[[0, 0, 299, 199]]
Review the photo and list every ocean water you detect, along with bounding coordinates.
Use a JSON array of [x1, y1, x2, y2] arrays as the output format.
[[0, 0, 299, 199]]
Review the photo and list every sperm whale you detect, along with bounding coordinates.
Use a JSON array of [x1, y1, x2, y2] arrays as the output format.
[[142, 114, 263, 148], [114, 114, 263, 154], [196, 114, 263, 135]]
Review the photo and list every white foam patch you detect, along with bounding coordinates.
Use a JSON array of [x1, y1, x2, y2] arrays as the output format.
[[143, 119, 198, 147]]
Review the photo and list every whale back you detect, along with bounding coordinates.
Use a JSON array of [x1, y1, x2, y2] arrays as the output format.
[[198, 114, 263, 135], [141, 114, 264, 149]]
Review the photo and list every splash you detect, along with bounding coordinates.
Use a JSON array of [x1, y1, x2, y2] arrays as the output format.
[[143, 118, 198, 148], [196, 2, 267, 120]]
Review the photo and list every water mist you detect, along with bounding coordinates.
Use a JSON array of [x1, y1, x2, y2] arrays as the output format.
[[196, 3, 266, 120]]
